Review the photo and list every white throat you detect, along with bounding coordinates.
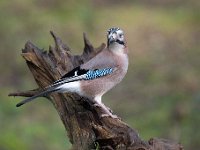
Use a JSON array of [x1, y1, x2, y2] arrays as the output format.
[[108, 43, 125, 54]]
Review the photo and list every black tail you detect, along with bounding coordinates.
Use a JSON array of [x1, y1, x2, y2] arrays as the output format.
[[16, 88, 59, 107]]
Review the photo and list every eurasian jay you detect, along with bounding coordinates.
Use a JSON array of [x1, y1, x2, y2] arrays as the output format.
[[16, 27, 128, 118]]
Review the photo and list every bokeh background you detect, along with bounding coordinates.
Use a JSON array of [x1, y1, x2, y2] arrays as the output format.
[[0, 0, 199, 149]]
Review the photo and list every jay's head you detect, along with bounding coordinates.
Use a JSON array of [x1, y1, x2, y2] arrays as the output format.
[[107, 27, 125, 47]]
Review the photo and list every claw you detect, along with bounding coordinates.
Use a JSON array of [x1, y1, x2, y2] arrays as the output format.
[[93, 103, 113, 113], [93, 103, 101, 107]]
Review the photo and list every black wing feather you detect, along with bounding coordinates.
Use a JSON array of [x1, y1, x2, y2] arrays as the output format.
[[48, 66, 89, 87], [61, 66, 88, 79]]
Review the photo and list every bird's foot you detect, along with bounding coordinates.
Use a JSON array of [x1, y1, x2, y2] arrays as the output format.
[[93, 103, 101, 107], [107, 107, 113, 113], [93, 103, 113, 113], [93, 102, 119, 119]]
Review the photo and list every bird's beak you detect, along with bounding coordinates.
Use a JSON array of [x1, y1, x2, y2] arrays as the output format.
[[108, 32, 117, 44]]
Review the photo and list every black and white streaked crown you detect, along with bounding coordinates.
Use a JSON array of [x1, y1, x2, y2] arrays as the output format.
[[107, 27, 120, 35]]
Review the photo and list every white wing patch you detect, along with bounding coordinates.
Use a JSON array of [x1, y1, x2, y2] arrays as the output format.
[[74, 71, 78, 76]]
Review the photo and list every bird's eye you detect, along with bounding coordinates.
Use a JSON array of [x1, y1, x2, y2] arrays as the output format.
[[119, 34, 123, 38]]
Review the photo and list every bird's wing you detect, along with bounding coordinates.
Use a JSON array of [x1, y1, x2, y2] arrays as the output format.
[[49, 66, 89, 87], [49, 67, 115, 88], [48, 49, 117, 87]]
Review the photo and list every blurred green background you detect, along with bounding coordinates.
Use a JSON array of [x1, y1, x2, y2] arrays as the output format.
[[0, 0, 199, 149]]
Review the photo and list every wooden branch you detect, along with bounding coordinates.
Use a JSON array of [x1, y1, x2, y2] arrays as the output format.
[[8, 89, 39, 97], [9, 31, 183, 150]]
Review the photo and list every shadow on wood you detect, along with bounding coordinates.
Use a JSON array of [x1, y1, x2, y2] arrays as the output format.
[[9, 31, 183, 150]]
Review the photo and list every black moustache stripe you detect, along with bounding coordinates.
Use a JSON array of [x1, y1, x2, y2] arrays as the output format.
[[116, 39, 125, 45]]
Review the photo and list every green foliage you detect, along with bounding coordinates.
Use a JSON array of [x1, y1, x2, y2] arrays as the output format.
[[0, 0, 199, 149], [94, 141, 100, 150]]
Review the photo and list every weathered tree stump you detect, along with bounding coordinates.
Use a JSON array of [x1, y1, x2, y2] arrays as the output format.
[[9, 31, 183, 150]]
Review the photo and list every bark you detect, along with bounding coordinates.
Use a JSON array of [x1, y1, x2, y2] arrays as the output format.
[[9, 31, 184, 150]]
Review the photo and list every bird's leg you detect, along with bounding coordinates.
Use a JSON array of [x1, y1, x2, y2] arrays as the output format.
[[93, 103, 113, 113], [93, 101, 118, 119]]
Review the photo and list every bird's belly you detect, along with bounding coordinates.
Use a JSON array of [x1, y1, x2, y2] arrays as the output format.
[[81, 80, 114, 98], [80, 70, 125, 99]]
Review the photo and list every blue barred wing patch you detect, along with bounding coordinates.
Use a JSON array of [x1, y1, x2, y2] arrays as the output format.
[[86, 68, 113, 80]]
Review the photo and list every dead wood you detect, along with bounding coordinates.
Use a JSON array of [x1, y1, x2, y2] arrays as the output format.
[[9, 31, 183, 150]]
